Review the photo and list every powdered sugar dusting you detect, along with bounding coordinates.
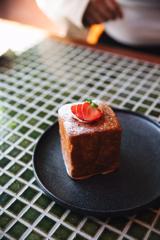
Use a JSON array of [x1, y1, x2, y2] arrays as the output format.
[[58, 102, 120, 136]]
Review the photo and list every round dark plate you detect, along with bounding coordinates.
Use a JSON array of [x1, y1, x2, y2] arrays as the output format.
[[33, 109, 160, 217]]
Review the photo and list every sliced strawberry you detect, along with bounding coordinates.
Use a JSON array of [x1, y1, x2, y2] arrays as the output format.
[[71, 104, 84, 120], [71, 101, 103, 123], [71, 105, 77, 115], [84, 105, 102, 122], [81, 102, 90, 120], [76, 104, 84, 120]]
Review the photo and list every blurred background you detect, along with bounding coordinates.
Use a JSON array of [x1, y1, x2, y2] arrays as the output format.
[[0, 0, 160, 57]]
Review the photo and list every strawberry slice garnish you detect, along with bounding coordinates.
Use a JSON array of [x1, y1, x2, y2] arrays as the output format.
[[76, 104, 83, 120], [71, 104, 82, 120], [71, 104, 76, 115], [71, 99, 103, 123], [84, 104, 102, 122]]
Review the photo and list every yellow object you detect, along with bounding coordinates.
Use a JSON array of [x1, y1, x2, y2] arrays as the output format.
[[87, 24, 105, 44]]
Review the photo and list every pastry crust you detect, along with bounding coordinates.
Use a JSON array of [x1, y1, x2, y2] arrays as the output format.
[[58, 102, 121, 180]]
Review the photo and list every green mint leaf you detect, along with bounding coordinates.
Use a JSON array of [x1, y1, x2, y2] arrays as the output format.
[[91, 102, 98, 108], [85, 98, 92, 104], [85, 98, 98, 108]]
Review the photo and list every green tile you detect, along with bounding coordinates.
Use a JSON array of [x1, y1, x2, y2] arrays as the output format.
[[8, 147, 21, 157], [112, 99, 122, 105], [149, 93, 158, 99], [108, 89, 117, 95], [28, 118, 39, 126], [38, 122, 50, 130], [38, 111, 46, 118], [90, 92, 98, 98], [143, 99, 153, 106], [9, 91, 15, 95], [155, 103, 160, 109], [9, 100, 16, 105], [98, 228, 119, 240], [52, 88, 59, 93], [0, 192, 12, 207], [8, 221, 27, 239], [62, 91, 70, 97], [0, 142, 10, 152], [8, 199, 26, 215], [148, 232, 160, 240], [52, 225, 72, 240], [29, 130, 41, 139], [19, 126, 29, 134], [49, 203, 65, 218], [17, 104, 26, 109], [27, 97, 34, 103], [8, 163, 23, 174], [0, 173, 11, 186], [36, 101, 45, 107], [26, 231, 44, 240], [65, 212, 82, 227], [7, 121, 18, 129], [124, 102, 134, 110], [54, 98, 62, 103], [73, 234, 88, 240], [21, 187, 38, 201], [18, 114, 27, 121], [46, 104, 55, 111], [8, 133, 20, 143], [19, 139, 32, 148], [108, 217, 129, 230], [81, 219, 100, 236], [20, 169, 34, 181], [45, 94, 52, 100], [131, 96, 140, 102], [35, 91, 42, 97], [127, 222, 147, 239], [19, 153, 32, 163], [17, 94, 24, 99], [0, 157, 10, 168], [37, 216, 55, 233], [126, 86, 134, 91], [97, 86, 105, 91], [72, 95, 81, 101], [8, 110, 17, 117], [8, 180, 24, 193], [35, 194, 52, 209], [0, 212, 13, 230], [137, 106, 147, 114], [137, 90, 145, 95], [27, 107, 36, 113], [136, 210, 156, 224], [150, 110, 159, 118], [154, 216, 160, 230], [22, 207, 41, 223], [47, 115, 57, 123]]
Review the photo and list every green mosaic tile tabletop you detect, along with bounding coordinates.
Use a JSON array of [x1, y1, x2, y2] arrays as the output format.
[[0, 38, 160, 240]]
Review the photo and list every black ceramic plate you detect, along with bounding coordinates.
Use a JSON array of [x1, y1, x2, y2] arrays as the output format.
[[33, 109, 160, 217]]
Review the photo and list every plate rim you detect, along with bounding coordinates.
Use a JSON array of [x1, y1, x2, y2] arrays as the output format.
[[33, 108, 160, 217]]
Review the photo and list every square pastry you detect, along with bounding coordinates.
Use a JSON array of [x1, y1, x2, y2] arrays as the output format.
[[58, 100, 121, 180]]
